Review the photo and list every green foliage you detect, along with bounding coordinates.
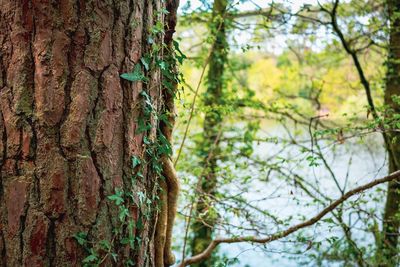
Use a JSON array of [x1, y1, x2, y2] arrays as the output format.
[[173, 0, 397, 266], [120, 64, 149, 83]]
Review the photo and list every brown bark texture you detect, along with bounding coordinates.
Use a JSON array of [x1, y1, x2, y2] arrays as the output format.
[[380, 0, 400, 265], [0, 0, 178, 266]]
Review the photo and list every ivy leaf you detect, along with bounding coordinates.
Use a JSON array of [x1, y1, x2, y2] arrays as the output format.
[[126, 259, 135, 266], [143, 136, 151, 145], [158, 60, 167, 70], [173, 40, 187, 64], [121, 237, 130, 245], [162, 80, 174, 92], [107, 194, 124, 205], [159, 113, 173, 128], [73, 232, 87, 246], [160, 8, 169, 15], [137, 191, 146, 205], [140, 56, 151, 71], [131, 156, 141, 169], [121, 64, 149, 83], [99, 240, 111, 250], [158, 133, 172, 156], [82, 254, 98, 263], [151, 21, 165, 35], [119, 207, 130, 221], [136, 217, 144, 230], [111, 253, 118, 262]]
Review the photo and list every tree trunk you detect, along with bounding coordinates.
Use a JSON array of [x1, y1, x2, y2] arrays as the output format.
[[0, 0, 178, 266], [379, 0, 400, 265], [191, 0, 228, 266]]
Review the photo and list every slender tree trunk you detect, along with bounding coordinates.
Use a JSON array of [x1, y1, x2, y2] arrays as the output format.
[[190, 0, 228, 266], [379, 0, 400, 265], [0, 0, 178, 266]]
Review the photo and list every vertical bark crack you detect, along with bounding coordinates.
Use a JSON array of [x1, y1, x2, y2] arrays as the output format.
[[0, 109, 6, 266], [19, 200, 30, 265], [86, 106, 105, 202], [0, 110, 7, 175], [45, 217, 56, 266], [111, 0, 118, 63], [85, 65, 106, 228], [0, 232, 5, 266], [85, 124, 105, 235]]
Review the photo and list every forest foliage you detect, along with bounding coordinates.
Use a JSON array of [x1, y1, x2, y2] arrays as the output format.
[[169, 0, 400, 266]]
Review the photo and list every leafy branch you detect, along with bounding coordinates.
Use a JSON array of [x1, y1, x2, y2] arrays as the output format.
[[179, 170, 400, 266]]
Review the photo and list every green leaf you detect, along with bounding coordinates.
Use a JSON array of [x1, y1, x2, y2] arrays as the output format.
[[107, 194, 124, 205], [73, 232, 87, 246], [136, 217, 144, 230], [173, 40, 187, 64], [137, 191, 146, 205], [322, 218, 335, 224], [159, 8, 169, 15], [120, 64, 149, 83], [126, 259, 135, 266], [131, 156, 141, 169], [121, 237, 130, 245], [82, 254, 98, 263], [111, 253, 118, 262], [140, 56, 151, 71], [119, 207, 130, 221], [99, 240, 111, 250], [143, 136, 151, 145], [162, 80, 174, 92], [151, 21, 164, 35], [158, 60, 167, 70]]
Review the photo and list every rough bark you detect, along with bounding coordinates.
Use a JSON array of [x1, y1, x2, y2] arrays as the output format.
[[190, 0, 228, 266], [0, 0, 178, 266], [379, 0, 400, 265]]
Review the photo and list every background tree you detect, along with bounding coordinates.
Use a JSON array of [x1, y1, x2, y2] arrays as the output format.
[[190, 0, 228, 265]]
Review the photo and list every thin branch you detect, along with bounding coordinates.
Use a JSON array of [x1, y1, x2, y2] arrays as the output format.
[[173, 56, 209, 167], [229, 8, 273, 19], [174, 5, 228, 167], [327, 0, 400, 171], [329, 0, 377, 120], [179, 170, 400, 266]]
